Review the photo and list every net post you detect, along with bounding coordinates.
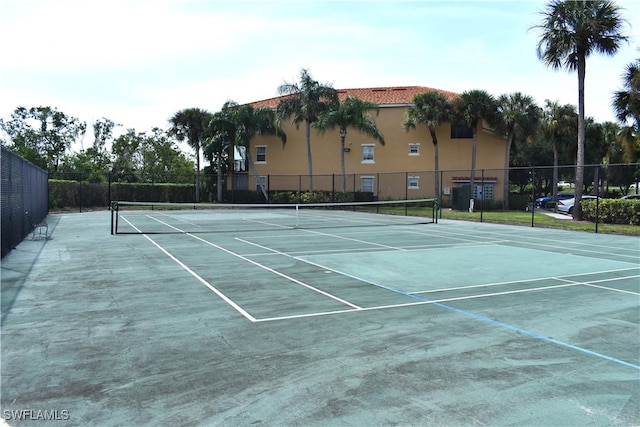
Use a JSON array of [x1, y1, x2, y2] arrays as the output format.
[[110, 201, 118, 235], [295, 204, 299, 228], [434, 198, 439, 224]]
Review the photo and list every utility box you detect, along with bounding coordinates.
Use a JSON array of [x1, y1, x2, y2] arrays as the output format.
[[451, 184, 472, 211]]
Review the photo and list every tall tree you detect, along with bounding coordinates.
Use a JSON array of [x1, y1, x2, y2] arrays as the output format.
[[316, 95, 385, 193], [204, 107, 236, 203], [0, 106, 86, 172], [533, 0, 628, 219], [141, 128, 195, 183], [233, 103, 286, 201], [168, 108, 212, 202], [206, 101, 286, 202], [403, 91, 452, 200], [276, 69, 338, 192], [612, 56, 640, 163], [88, 118, 118, 176], [539, 100, 578, 202], [452, 90, 497, 211], [111, 129, 144, 182], [493, 93, 541, 209], [57, 118, 118, 183]]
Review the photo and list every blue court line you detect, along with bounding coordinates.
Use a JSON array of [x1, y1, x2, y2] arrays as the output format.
[[265, 244, 639, 371], [293, 254, 640, 370], [407, 291, 640, 371]]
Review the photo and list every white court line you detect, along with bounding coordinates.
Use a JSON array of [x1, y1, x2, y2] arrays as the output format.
[[152, 212, 202, 228], [120, 216, 257, 322], [402, 228, 508, 246], [242, 218, 294, 230], [412, 225, 640, 262], [236, 237, 401, 294], [255, 281, 593, 322], [126, 214, 639, 323], [555, 274, 640, 295], [297, 228, 407, 251], [146, 215, 362, 310], [412, 267, 640, 295]]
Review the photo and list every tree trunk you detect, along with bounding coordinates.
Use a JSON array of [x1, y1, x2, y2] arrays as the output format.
[[503, 133, 514, 210], [552, 144, 559, 205], [305, 120, 313, 192], [574, 55, 586, 220], [340, 127, 347, 193], [469, 123, 478, 212], [216, 154, 223, 203], [429, 127, 440, 199], [195, 147, 201, 203]]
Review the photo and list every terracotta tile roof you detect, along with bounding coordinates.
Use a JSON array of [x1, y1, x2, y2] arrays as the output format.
[[250, 86, 460, 109]]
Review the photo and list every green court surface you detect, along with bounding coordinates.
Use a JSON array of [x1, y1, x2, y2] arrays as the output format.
[[1, 210, 638, 426]]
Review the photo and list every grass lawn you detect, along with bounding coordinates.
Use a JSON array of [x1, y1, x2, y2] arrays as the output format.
[[439, 209, 640, 236]]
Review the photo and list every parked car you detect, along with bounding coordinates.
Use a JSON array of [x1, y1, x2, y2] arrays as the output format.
[[556, 195, 598, 215], [535, 191, 575, 208], [622, 194, 640, 200]]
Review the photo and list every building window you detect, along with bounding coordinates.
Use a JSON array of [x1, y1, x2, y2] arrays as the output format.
[[256, 145, 267, 163], [362, 144, 374, 163], [361, 176, 374, 193], [408, 176, 419, 189], [409, 143, 420, 156], [475, 183, 494, 200], [451, 123, 473, 139]]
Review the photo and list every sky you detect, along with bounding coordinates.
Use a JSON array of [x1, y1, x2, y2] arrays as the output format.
[[1, 0, 639, 152]]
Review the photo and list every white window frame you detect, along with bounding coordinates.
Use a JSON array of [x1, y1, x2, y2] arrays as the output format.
[[255, 145, 267, 163], [408, 143, 420, 156], [361, 144, 375, 163], [408, 176, 420, 189], [475, 183, 494, 201], [361, 176, 374, 193]]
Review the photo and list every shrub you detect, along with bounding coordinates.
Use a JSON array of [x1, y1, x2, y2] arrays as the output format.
[[509, 194, 529, 211], [582, 199, 640, 225]]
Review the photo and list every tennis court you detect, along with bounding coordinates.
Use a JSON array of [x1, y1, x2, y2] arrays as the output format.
[[1, 204, 638, 426]]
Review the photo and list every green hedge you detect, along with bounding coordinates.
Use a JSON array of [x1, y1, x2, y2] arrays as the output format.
[[270, 191, 373, 204], [582, 199, 640, 225], [49, 180, 109, 209], [48, 180, 198, 209], [111, 182, 195, 203]]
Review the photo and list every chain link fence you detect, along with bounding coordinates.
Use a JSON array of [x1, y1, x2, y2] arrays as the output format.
[[46, 163, 640, 209], [1, 146, 49, 257]]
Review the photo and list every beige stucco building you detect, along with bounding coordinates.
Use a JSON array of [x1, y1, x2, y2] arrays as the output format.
[[238, 86, 507, 205]]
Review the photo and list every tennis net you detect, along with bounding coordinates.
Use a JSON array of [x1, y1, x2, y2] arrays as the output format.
[[110, 199, 438, 235]]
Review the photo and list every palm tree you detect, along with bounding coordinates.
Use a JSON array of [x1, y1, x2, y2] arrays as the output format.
[[204, 109, 236, 203], [276, 69, 338, 192], [169, 108, 212, 203], [233, 102, 286, 201], [315, 95, 385, 193], [206, 101, 286, 202], [539, 100, 577, 203], [452, 89, 497, 211], [533, 0, 628, 219], [612, 56, 640, 163], [403, 91, 452, 200], [494, 93, 540, 209]]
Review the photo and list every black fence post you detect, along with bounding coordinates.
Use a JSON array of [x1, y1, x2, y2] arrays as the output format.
[[595, 165, 600, 234], [530, 168, 535, 227], [480, 169, 484, 222]]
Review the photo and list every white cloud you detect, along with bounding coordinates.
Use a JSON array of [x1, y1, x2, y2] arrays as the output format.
[[2, 0, 639, 145], [1, 0, 260, 70]]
